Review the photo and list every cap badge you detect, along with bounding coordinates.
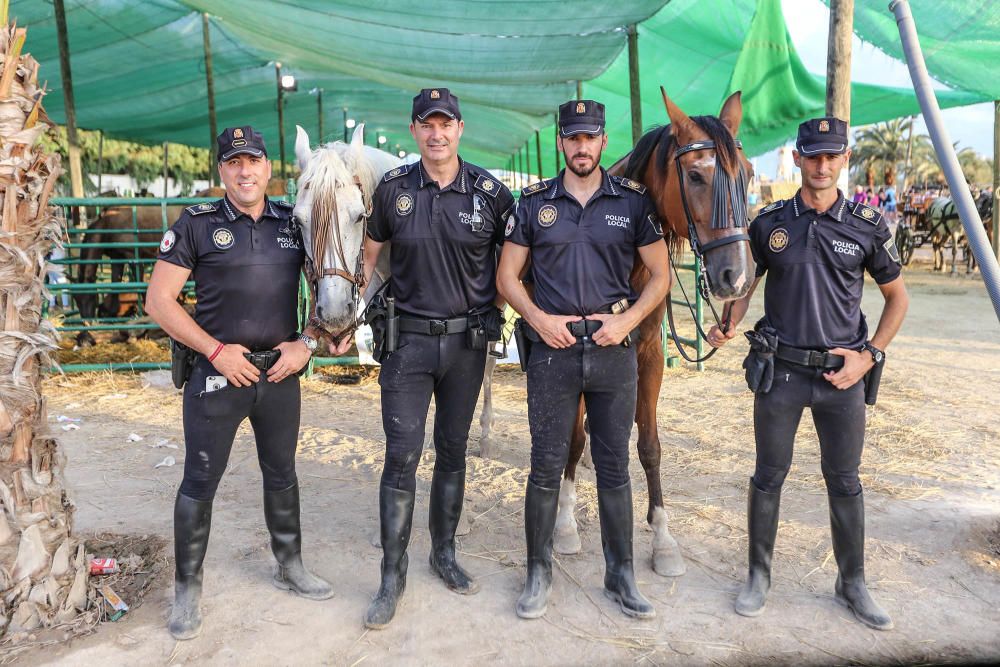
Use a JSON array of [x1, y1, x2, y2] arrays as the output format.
[[538, 204, 558, 227], [818, 120, 830, 133], [231, 139, 246, 147], [396, 193, 414, 216], [233, 128, 244, 139], [213, 228, 235, 250], [576, 102, 586, 114], [430, 89, 441, 100], [768, 227, 789, 253]]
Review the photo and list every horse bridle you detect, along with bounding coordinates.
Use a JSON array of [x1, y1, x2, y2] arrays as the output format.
[[667, 138, 751, 363], [302, 175, 374, 344]]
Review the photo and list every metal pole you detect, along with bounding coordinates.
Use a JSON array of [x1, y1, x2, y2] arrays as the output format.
[[317, 89, 323, 142], [554, 112, 561, 173], [275, 62, 286, 179], [627, 24, 642, 145], [524, 141, 530, 184], [202, 12, 218, 185], [343, 107, 348, 142], [825, 0, 853, 120], [516, 148, 523, 191], [890, 0, 1000, 321], [97, 130, 104, 194], [162, 142, 169, 198], [535, 130, 543, 180], [53, 0, 84, 199]]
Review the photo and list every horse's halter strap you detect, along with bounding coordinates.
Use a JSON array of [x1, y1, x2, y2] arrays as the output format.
[[303, 175, 374, 343], [667, 138, 751, 364]]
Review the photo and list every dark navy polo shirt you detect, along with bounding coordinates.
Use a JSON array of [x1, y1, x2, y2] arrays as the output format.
[[157, 196, 304, 351], [367, 158, 515, 319], [506, 169, 664, 316], [749, 190, 901, 350]]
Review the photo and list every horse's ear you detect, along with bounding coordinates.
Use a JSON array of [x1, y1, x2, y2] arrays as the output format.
[[661, 86, 693, 137], [295, 125, 312, 170], [719, 91, 743, 136], [351, 123, 365, 150]]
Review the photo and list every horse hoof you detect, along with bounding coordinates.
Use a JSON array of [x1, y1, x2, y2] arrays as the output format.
[[553, 526, 582, 555], [479, 438, 498, 460], [652, 547, 687, 577]]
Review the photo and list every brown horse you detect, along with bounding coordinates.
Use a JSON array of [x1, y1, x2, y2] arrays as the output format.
[[551, 90, 756, 577]]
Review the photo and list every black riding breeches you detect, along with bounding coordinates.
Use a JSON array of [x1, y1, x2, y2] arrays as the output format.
[[752, 359, 866, 497], [378, 332, 487, 492], [179, 356, 301, 501], [526, 338, 637, 490]]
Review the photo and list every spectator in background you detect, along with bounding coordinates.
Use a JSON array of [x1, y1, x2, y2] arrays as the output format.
[[853, 185, 866, 203], [884, 184, 897, 223], [867, 188, 879, 208]]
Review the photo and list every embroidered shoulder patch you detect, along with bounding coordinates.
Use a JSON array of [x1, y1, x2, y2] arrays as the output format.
[[383, 163, 412, 182], [272, 199, 294, 209], [520, 180, 550, 197], [759, 199, 785, 215], [185, 202, 217, 216], [615, 176, 646, 195], [474, 174, 501, 198], [850, 203, 882, 225]]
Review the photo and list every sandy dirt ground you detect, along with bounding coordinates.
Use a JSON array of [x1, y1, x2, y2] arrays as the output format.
[[14, 262, 1000, 666]]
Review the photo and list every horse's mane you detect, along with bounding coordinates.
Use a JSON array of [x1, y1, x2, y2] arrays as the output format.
[[299, 141, 381, 218], [626, 115, 741, 182]]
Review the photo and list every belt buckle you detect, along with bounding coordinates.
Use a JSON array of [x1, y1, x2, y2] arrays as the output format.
[[808, 350, 824, 367], [429, 319, 447, 335]]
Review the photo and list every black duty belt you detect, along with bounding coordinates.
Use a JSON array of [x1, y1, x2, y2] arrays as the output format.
[[523, 320, 639, 344], [398, 316, 469, 335], [243, 350, 282, 371], [775, 344, 844, 369]]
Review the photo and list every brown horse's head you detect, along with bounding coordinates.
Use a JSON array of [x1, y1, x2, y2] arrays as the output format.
[[622, 90, 755, 301]]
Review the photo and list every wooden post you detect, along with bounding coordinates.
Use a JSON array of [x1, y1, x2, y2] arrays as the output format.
[[343, 107, 348, 142], [317, 89, 323, 142], [162, 142, 169, 198], [516, 147, 523, 190], [535, 130, 542, 180], [275, 62, 286, 179], [53, 0, 83, 199], [554, 111, 561, 172], [202, 12, 218, 185], [96, 130, 103, 193], [993, 100, 999, 259], [576, 80, 583, 100], [825, 0, 854, 121], [627, 23, 642, 145]]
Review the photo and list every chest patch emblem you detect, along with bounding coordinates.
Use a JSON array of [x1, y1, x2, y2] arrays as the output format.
[[159, 230, 176, 253], [213, 228, 235, 250], [538, 204, 558, 227], [396, 193, 414, 217], [768, 227, 789, 253]]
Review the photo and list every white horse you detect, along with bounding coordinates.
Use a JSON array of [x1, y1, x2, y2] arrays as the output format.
[[292, 124, 503, 458]]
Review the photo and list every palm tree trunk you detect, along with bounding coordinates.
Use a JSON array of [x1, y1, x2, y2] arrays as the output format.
[[1, 19, 88, 636]]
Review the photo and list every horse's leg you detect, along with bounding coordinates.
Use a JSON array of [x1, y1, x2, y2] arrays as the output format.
[[479, 355, 498, 459], [636, 301, 686, 577], [553, 397, 585, 554], [950, 233, 959, 276]]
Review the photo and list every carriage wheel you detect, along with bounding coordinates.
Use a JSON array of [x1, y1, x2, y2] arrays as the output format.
[[895, 225, 915, 266]]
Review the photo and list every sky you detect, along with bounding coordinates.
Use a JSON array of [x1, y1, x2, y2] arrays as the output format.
[[752, 0, 995, 180]]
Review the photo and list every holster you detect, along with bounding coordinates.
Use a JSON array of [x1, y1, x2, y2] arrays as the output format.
[[170, 339, 195, 389], [863, 358, 884, 406], [513, 318, 532, 372], [742, 327, 779, 394], [466, 305, 504, 352], [366, 295, 398, 363]]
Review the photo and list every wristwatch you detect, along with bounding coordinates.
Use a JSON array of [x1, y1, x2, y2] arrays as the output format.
[[862, 342, 884, 365], [298, 332, 318, 354]]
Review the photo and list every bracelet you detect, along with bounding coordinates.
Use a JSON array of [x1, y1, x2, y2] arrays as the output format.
[[208, 343, 225, 362]]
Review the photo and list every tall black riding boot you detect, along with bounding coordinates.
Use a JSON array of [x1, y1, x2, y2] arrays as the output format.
[[829, 491, 893, 630], [169, 492, 213, 640], [429, 470, 479, 594], [598, 483, 655, 619], [365, 485, 415, 629], [516, 481, 559, 619], [264, 484, 333, 600], [735, 479, 781, 617]]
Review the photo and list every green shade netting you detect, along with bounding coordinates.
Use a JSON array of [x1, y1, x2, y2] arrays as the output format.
[[7, 0, 994, 172]]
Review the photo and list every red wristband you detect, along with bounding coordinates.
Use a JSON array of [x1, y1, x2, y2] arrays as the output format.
[[208, 343, 224, 362]]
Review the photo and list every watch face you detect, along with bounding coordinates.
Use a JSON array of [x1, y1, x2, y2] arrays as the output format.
[[874, 350, 884, 363]]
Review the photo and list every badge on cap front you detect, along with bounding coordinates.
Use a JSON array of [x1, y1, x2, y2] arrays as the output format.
[[576, 102, 586, 114], [430, 90, 441, 100], [818, 120, 830, 133], [234, 128, 244, 138]]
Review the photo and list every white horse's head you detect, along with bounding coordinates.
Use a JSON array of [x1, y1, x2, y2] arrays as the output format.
[[293, 125, 400, 337]]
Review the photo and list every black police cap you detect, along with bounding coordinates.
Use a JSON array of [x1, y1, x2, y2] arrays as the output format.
[[412, 88, 462, 122], [559, 100, 605, 137], [217, 126, 267, 162], [796, 117, 849, 155]]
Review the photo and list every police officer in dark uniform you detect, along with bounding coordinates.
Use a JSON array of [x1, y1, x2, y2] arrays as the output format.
[[497, 100, 671, 620], [147, 126, 331, 640], [356, 89, 515, 629], [708, 117, 909, 630]]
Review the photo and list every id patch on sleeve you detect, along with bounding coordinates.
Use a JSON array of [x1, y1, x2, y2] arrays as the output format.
[[648, 213, 663, 236], [883, 238, 901, 264]]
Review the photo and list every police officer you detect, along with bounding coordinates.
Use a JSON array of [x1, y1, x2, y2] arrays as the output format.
[[353, 88, 515, 629], [147, 126, 331, 640], [708, 117, 909, 630], [497, 100, 671, 620]]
